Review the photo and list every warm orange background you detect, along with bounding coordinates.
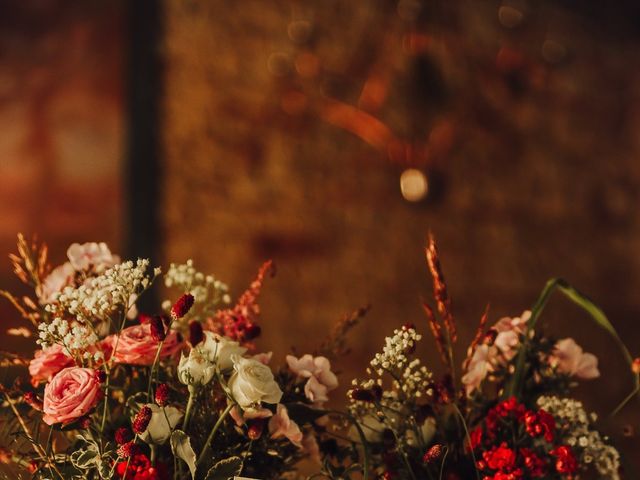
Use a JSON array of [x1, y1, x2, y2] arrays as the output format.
[[1, 0, 639, 475]]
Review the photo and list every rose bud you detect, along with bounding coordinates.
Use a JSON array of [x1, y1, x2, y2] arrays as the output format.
[[423, 444, 444, 464], [189, 320, 204, 346], [155, 383, 170, 407], [115, 427, 133, 445], [247, 418, 266, 440], [117, 441, 140, 459], [243, 323, 261, 341], [23, 391, 43, 411], [132, 406, 153, 434], [149, 315, 166, 342], [171, 293, 194, 319]]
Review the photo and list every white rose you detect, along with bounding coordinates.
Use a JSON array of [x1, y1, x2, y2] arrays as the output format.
[[178, 348, 215, 388], [199, 332, 247, 370], [138, 404, 183, 444], [228, 356, 282, 408]]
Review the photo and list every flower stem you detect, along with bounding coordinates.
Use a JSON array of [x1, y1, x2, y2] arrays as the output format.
[[196, 402, 234, 467], [182, 388, 196, 431]]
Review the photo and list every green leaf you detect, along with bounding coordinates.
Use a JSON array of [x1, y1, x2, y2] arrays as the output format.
[[204, 456, 243, 480], [70, 448, 99, 469], [170, 430, 197, 480]]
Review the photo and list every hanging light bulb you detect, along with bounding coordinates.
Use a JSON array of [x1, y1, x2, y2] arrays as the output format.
[[400, 168, 429, 202]]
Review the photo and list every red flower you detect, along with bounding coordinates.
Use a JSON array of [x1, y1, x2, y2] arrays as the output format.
[[116, 453, 169, 480], [524, 409, 555, 442], [171, 293, 194, 319], [154, 383, 170, 407], [490, 470, 524, 480], [149, 316, 166, 342], [469, 426, 483, 451], [116, 441, 139, 459], [423, 444, 444, 464], [519, 448, 547, 478], [115, 427, 133, 445], [551, 445, 578, 475], [483, 442, 516, 471], [132, 406, 152, 434], [494, 397, 526, 419], [188, 320, 204, 346]]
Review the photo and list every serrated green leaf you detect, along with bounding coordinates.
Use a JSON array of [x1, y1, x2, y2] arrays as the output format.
[[170, 430, 197, 480], [204, 456, 242, 480], [70, 448, 99, 469]]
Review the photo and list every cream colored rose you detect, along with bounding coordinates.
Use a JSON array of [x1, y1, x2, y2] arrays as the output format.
[[228, 356, 282, 408], [199, 332, 247, 370], [178, 348, 215, 388], [138, 404, 183, 444]]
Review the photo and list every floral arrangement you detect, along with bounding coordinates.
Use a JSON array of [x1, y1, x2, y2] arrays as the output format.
[[0, 235, 360, 480], [329, 236, 639, 480]]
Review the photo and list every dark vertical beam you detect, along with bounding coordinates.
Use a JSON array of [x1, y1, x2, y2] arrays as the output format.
[[125, 0, 162, 310]]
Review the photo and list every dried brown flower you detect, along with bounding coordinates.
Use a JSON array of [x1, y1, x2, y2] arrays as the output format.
[[425, 233, 457, 342]]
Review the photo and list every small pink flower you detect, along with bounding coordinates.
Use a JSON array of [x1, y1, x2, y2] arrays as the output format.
[[551, 338, 600, 379], [286, 354, 338, 404], [29, 345, 75, 386], [462, 344, 495, 395], [304, 375, 329, 404], [268, 404, 303, 447], [37, 262, 75, 304], [66, 242, 119, 273], [108, 323, 183, 366], [42, 367, 102, 425], [230, 405, 273, 427], [493, 311, 530, 360]]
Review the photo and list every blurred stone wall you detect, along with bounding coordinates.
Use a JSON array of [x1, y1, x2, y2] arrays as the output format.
[[161, 0, 640, 467], [0, 1, 126, 352]]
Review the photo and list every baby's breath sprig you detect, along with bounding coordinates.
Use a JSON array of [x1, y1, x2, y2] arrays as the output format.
[[163, 260, 230, 319]]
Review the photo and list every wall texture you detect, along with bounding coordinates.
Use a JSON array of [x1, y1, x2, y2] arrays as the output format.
[[161, 0, 640, 468]]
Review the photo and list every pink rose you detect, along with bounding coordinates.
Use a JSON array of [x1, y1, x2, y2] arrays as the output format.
[[550, 338, 600, 379], [108, 324, 183, 366], [42, 367, 102, 425], [67, 242, 119, 273], [29, 345, 75, 386], [268, 404, 303, 447], [37, 262, 75, 304]]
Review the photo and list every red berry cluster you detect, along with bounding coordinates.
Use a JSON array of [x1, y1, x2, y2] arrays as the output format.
[[470, 397, 578, 479]]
